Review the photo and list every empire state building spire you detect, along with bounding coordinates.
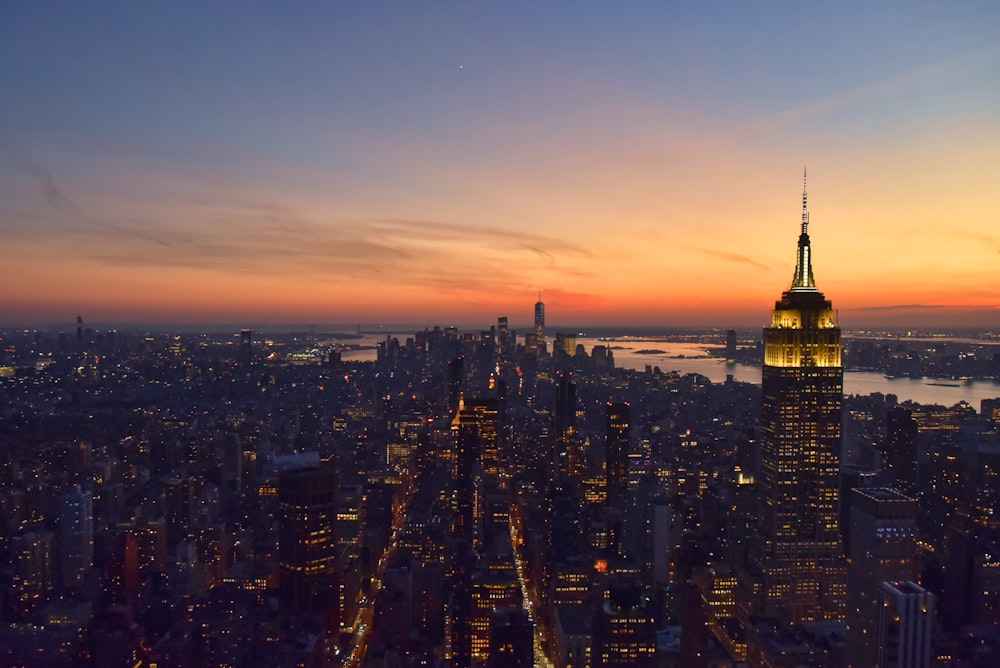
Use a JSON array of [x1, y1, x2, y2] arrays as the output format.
[[791, 168, 817, 291]]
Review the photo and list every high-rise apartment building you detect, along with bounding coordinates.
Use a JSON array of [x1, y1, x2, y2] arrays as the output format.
[[749, 173, 845, 623]]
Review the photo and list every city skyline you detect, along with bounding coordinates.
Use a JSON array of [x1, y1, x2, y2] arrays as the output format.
[[2, 3, 999, 328]]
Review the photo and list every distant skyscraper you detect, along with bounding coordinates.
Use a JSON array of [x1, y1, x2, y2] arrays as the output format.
[[534, 293, 545, 340], [278, 465, 338, 615], [750, 172, 845, 623], [496, 316, 510, 364], [59, 485, 94, 589], [526, 293, 546, 355], [606, 402, 630, 504], [240, 328, 252, 364], [876, 581, 935, 668]]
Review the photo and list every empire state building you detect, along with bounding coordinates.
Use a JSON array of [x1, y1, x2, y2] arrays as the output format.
[[749, 172, 845, 623]]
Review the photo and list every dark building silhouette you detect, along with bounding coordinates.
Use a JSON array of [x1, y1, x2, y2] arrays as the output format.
[[840, 464, 879, 554], [278, 465, 338, 616], [726, 328, 737, 362], [448, 356, 465, 414], [846, 488, 917, 667], [883, 406, 918, 495], [240, 328, 252, 364], [606, 402, 630, 504], [748, 172, 845, 624], [487, 607, 534, 667]]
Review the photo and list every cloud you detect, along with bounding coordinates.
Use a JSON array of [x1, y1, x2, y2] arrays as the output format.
[[698, 248, 769, 270], [848, 304, 981, 312], [0, 138, 175, 247], [748, 46, 1000, 130], [64, 198, 597, 298]]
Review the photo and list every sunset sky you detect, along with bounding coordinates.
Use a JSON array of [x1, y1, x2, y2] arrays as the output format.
[[1, 2, 998, 330]]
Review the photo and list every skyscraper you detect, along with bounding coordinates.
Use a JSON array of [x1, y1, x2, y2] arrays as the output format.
[[750, 172, 845, 623], [534, 293, 545, 344], [526, 293, 546, 355], [278, 465, 338, 615], [846, 488, 917, 667], [606, 402, 630, 504], [240, 328, 252, 364], [883, 406, 918, 496]]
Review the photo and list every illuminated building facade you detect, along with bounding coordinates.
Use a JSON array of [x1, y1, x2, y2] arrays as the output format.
[[750, 173, 845, 623], [592, 583, 656, 666], [278, 465, 338, 615]]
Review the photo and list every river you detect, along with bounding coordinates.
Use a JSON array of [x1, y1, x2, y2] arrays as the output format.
[[579, 339, 1000, 407], [338, 336, 1000, 408]]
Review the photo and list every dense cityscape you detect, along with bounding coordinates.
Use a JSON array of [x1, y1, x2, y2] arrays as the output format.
[[1, 184, 998, 667]]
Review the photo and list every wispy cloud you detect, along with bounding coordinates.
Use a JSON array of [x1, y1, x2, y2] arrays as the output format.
[[697, 248, 769, 270], [0, 138, 176, 247], [748, 46, 1000, 130], [849, 304, 983, 312]]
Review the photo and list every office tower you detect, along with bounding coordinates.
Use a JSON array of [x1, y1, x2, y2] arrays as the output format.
[[526, 293, 547, 355], [592, 581, 656, 666], [59, 484, 94, 589], [471, 572, 522, 661], [606, 402, 630, 504], [726, 329, 737, 362], [76, 315, 83, 347], [496, 316, 511, 365], [750, 172, 844, 623], [278, 465, 338, 615], [883, 406, 918, 495], [534, 292, 545, 348], [448, 406, 480, 666], [456, 396, 498, 484], [876, 581, 935, 668], [240, 328, 252, 364], [846, 488, 917, 667]]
